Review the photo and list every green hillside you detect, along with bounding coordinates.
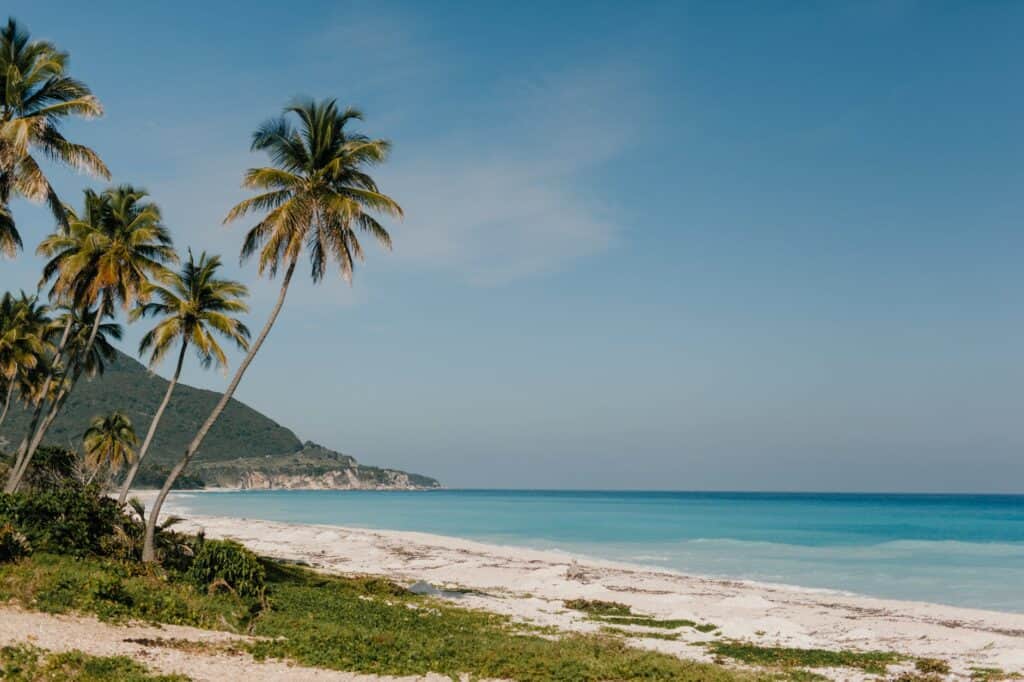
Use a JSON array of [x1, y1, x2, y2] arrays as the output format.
[[0, 350, 304, 466], [0, 351, 439, 488]]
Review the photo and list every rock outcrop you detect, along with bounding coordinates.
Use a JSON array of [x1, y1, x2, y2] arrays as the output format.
[[192, 441, 440, 490]]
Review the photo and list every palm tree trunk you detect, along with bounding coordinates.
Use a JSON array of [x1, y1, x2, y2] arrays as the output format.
[[9, 368, 81, 489], [143, 257, 298, 562], [118, 340, 188, 505], [0, 381, 13, 429], [4, 315, 74, 493], [7, 302, 104, 492]]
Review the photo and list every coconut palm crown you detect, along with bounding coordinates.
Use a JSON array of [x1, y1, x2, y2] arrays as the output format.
[[0, 17, 110, 252], [0, 292, 46, 385], [134, 249, 251, 370], [83, 411, 137, 474], [224, 97, 402, 281], [38, 186, 177, 311]]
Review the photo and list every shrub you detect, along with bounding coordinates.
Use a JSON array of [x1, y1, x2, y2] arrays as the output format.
[[186, 539, 265, 599], [0, 520, 31, 563], [21, 446, 79, 488], [0, 486, 120, 556], [916, 658, 951, 675], [564, 598, 633, 616], [102, 498, 196, 570]]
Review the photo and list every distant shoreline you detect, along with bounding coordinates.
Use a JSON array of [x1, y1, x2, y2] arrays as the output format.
[[140, 486, 1023, 496]]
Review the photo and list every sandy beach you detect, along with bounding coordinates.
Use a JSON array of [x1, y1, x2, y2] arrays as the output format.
[[119, 491, 1024, 680]]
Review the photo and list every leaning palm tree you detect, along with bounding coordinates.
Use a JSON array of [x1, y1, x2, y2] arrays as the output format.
[[4, 185, 171, 492], [4, 306, 121, 491], [117, 250, 250, 504], [82, 411, 137, 486], [0, 292, 47, 427], [142, 98, 401, 561], [0, 17, 109, 251]]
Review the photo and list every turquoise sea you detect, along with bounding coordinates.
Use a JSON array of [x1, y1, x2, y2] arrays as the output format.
[[171, 490, 1024, 612]]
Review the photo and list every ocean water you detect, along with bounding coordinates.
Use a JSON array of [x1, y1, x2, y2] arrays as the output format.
[[170, 489, 1024, 612]]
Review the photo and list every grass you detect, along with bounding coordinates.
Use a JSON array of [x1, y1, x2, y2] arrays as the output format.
[[563, 598, 633, 616], [3, 554, 954, 682], [563, 598, 719, 633], [916, 658, 951, 675], [0, 555, 755, 681], [706, 641, 904, 674], [971, 668, 1024, 681], [247, 561, 745, 680], [0, 553, 255, 630], [593, 615, 697, 629], [0, 644, 188, 681], [600, 626, 679, 641]]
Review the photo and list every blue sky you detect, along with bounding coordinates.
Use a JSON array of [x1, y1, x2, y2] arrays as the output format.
[[3, 1, 1023, 491]]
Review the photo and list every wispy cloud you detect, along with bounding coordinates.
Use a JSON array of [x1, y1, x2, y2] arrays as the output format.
[[382, 65, 647, 285]]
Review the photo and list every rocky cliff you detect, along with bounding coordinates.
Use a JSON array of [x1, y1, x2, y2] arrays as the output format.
[[191, 441, 440, 490]]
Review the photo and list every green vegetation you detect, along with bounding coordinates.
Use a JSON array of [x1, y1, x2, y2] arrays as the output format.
[[565, 598, 718, 633], [706, 641, 903, 674], [186, 539, 266, 599], [971, 667, 1023, 681], [82, 411, 138, 485], [0, 644, 188, 681], [0, 553, 254, 628], [915, 658, 951, 675], [0, 553, 753, 681], [564, 598, 633, 616], [600, 626, 679, 641], [0, 520, 29, 562], [596, 615, 704, 629], [247, 562, 746, 681], [0, 483, 121, 556], [0, 349, 302, 473]]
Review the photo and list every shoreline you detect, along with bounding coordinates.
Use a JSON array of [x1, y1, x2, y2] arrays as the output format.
[[157, 487, 1024, 613], [135, 490, 1024, 678]]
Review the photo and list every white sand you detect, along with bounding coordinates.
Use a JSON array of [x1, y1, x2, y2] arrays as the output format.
[[134, 491, 1024, 680]]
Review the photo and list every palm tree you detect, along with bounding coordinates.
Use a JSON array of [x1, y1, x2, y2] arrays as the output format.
[[4, 185, 172, 492], [117, 250, 250, 504], [0, 204, 18, 257], [82, 411, 137, 486], [0, 292, 47, 427], [142, 98, 401, 561], [0, 17, 109, 251], [4, 306, 121, 490]]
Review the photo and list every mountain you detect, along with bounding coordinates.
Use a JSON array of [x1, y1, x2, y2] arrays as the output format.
[[0, 350, 439, 490]]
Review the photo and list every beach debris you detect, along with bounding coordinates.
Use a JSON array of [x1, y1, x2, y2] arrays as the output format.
[[566, 561, 588, 582]]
